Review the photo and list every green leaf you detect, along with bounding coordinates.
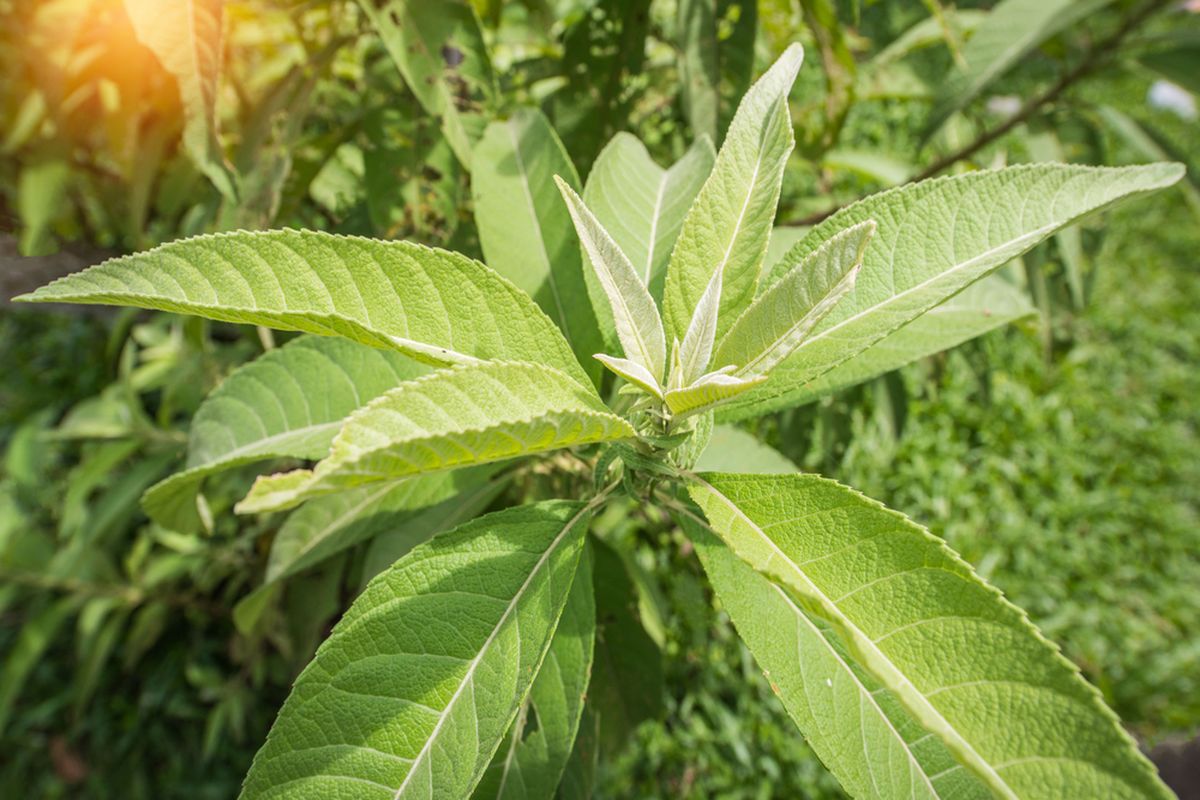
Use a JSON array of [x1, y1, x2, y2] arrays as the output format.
[[473, 543, 594, 800], [357, 0, 495, 168], [123, 0, 236, 199], [593, 354, 663, 400], [143, 335, 427, 533], [238, 361, 634, 513], [473, 110, 604, 385], [676, 267, 723, 388], [663, 44, 804, 343], [0, 598, 76, 734], [663, 370, 766, 419], [16, 229, 592, 389], [16, 159, 70, 256], [725, 163, 1183, 417], [239, 500, 594, 800], [555, 177, 666, 381], [762, 274, 1033, 411], [685, 516, 991, 799], [267, 467, 500, 586], [694, 424, 798, 473], [1140, 43, 1200, 95], [684, 473, 1173, 799], [583, 133, 715, 304], [677, 0, 760, 143], [1096, 106, 1200, 222], [587, 539, 663, 759], [715, 220, 873, 378], [923, 0, 1116, 137], [359, 477, 509, 588]]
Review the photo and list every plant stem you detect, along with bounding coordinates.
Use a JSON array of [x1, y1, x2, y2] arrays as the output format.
[[790, 0, 1170, 227]]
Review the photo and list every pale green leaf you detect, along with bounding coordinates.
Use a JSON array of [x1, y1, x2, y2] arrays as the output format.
[[473, 544, 594, 800], [16, 159, 70, 256], [870, 9, 987, 68], [676, 266, 723, 387], [694, 424, 798, 473], [765, 225, 810, 270], [924, 0, 1116, 137], [123, 0, 236, 198], [664, 370, 765, 419], [663, 44, 804, 342], [359, 478, 509, 588], [238, 500, 594, 800], [751, 274, 1033, 412], [16, 229, 592, 390], [583, 133, 715, 301], [587, 539, 663, 760], [555, 177, 665, 380], [267, 467, 502, 586], [685, 516, 990, 800], [1096, 106, 1200, 222], [593, 354, 663, 399], [357, 0, 495, 167], [143, 335, 427, 533], [725, 163, 1183, 417], [238, 361, 634, 513], [473, 109, 604, 386], [716, 220, 874, 378], [684, 473, 1173, 800]]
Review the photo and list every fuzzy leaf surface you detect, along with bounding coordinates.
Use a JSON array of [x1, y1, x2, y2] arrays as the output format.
[[663, 44, 804, 342], [726, 163, 1183, 417], [556, 178, 665, 379], [473, 544, 594, 800], [685, 472, 1173, 800], [17, 230, 591, 388], [583, 133, 715, 300], [238, 362, 634, 513], [143, 336, 427, 532], [473, 109, 603, 385], [239, 501, 593, 800], [715, 220, 873, 378]]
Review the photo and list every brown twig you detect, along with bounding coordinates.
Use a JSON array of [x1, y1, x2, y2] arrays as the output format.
[[789, 0, 1170, 227]]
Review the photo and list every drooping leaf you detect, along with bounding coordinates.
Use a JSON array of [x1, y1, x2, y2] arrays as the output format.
[[664, 44, 804, 343], [17, 229, 592, 389], [923, 0, 1116, 137], [583, 133, 715, 305], [239, 500, 594, 800], [587, 539, 663, 760], [473, 544, 594, 800], [715, 220, 873, 378], [556, 178, 666, 381], [143, 335, 427, 533], [473, 109, 604, 385], [677, 0, 759, 143], [238, 362, 634, 513], [685, 472, 1174, 799], [357, 0, 495, 168], [686, 516, 991, 799], [724, 163, 1183, 418], [123, 0, 236, 198]]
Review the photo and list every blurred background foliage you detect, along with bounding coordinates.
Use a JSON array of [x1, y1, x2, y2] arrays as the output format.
[[1, 0, 1197, 796]]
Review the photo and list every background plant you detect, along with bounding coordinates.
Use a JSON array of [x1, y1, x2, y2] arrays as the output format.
[[2, 1, 1198, 797]]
